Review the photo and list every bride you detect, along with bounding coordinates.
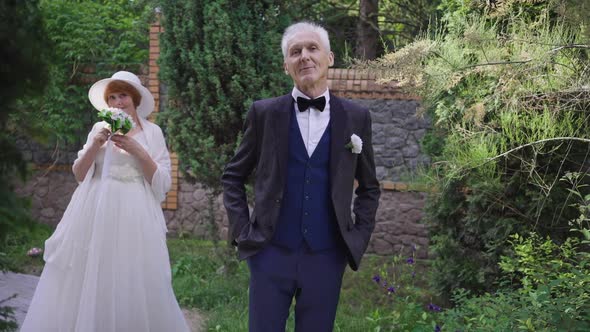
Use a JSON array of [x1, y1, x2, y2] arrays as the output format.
[[20, 71, 190, 332]]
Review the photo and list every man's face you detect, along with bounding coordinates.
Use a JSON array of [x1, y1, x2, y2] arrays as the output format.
[[283, 31, 334, 91]]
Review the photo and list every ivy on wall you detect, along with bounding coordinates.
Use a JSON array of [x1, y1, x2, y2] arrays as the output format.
[[12, 0, 154, 146]]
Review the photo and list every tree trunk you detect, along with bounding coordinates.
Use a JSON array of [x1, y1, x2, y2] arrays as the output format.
[[356, 0, 379, 60]]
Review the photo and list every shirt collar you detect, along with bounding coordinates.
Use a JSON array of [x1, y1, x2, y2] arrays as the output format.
[[291, 86, 330, 105]]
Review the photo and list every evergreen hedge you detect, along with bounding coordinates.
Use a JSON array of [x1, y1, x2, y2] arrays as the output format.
[[1, 0, 49, 329], [158, 0, 293, 190]]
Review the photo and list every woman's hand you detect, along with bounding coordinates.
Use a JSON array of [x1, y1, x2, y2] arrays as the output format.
[[110, 133, 158, 183], [110, 134, 146, 158], [92, 127, 111, 147]]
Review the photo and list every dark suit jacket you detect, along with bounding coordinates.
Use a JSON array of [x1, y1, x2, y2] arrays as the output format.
[[221, 93, 380, 270]]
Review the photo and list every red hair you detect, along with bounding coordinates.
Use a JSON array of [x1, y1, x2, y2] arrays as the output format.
[[104, 80, 141, 107]]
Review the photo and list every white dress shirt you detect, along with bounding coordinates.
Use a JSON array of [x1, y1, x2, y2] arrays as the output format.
[[292, 87, 331, 157]]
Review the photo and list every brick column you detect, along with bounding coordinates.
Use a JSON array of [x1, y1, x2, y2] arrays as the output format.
[[150, 14, 178, 210]]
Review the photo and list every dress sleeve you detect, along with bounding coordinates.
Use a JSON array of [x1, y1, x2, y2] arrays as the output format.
[[72, 122, 105, 183], [148, 125, 172, 202]]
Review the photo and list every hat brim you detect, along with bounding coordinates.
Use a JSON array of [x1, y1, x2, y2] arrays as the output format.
[[88, 78, 155, 118]]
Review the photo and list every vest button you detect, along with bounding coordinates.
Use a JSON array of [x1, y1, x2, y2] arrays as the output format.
[[275, 199, 281, 203], [303, 228, 308, 234], [305, 195, 309, 200]]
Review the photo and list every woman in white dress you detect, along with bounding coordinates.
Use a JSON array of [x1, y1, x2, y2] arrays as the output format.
[[20, 71, 190, 332]]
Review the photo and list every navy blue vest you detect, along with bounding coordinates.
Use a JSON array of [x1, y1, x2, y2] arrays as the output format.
[[272, 109, 340, 251]]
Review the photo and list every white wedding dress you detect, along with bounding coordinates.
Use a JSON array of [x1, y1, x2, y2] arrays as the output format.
[[20, 130, 189, 332]]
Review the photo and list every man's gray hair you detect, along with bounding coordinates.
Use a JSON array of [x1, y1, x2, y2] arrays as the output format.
[[281, 22, 331, 58]]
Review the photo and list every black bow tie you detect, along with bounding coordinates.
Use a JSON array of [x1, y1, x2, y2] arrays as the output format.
[[297, 96, 326, 112]]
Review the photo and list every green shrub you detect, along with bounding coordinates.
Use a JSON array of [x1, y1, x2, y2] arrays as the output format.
[[1, 0, 49, 328], [157, 0, 292, 191], [0, 301, 17, 332], [361, 3, 590, 296], [441, 178, 590, 330], [441, 233, 590, 331], [12, 0, 153, 144]]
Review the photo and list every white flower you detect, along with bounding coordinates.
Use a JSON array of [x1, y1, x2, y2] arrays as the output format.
[[98, 108, 135, 134], [348, 134, 362, 154]]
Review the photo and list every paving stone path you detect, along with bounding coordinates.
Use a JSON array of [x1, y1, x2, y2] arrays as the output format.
[[0, 272, 203, 331]]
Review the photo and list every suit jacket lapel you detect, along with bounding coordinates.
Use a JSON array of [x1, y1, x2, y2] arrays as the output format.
[[329, 94, 348, 185], [274, 94, 293, 183]]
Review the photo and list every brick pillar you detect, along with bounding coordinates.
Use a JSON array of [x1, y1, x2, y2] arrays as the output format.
[[149, 13, 178, 210]]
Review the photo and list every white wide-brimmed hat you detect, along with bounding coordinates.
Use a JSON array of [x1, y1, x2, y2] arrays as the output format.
[[88, 71, 155, 118]]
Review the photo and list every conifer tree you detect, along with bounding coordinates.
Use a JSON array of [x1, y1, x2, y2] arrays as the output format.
[[1, 1, 48, 327], [0, 0, 48, 249], [158, 0, 292, 191]]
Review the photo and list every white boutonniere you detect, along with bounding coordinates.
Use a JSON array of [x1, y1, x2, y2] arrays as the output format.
[[345, 134, 363, 154]]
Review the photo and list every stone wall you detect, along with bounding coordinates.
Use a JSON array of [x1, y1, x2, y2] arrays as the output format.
[[15, 136, 80, 166], [161, 180, 429, 259], [14, 169, 77, 227], [368, 191, 428, 258], [13, 94, 431, 258], [356, 99, 430, 181], [15, 170, 428, 260]]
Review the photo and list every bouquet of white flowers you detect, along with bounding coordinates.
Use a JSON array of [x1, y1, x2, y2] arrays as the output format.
[[97, 108, 135, 134]]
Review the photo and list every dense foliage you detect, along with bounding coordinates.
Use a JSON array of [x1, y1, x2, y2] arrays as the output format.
[[441, 230, 590, 330], [0, 1, 49, 330], [0, 0, 49, 268], [298, 0, 442, 65], [157, 0, 292, 191], [11, 0, 153, 145], [362, 0, 590, 297]]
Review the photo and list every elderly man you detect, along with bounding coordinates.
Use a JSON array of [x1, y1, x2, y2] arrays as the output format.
[[222, 21, 380, 331]]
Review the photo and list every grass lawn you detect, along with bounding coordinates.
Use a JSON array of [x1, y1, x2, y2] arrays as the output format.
[[168, 238, 442, 332], [0, 223, 52, 275], [2, 227, 442, 332]]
